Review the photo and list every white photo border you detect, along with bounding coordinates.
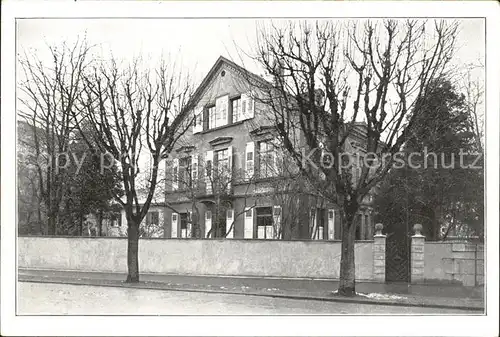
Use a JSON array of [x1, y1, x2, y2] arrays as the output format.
[[1, 1, 498, 336]]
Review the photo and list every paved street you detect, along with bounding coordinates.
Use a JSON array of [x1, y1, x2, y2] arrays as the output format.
[[18, 282, 476, 315]]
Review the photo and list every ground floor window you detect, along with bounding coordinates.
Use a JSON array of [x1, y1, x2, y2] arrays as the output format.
[[180, 213, 191, 238], [317, 208, 326, 240], [214, 211, 227, 238], [146, 211, 159, 226], [256, 206, 273, 239]]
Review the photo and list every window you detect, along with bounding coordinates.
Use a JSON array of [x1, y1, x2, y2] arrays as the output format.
[[256, 207, 273, 239], [193, 112, 202, 128], [216, 148, 229, 172], [180, 213, 188, 229], [232, 97, 241, 123], [146, 211, 159, 226], [206, 158, 212, 177], [317, 209, 326, 228], [179, 156, 192, 187], [259, 141, 276, 178], [317, 209, 326, 240], [180, 213, 191, 238], [219, 101, 227, 124], [208, 105, 216, 129], [173, 166, 178, 186], [242, 99, 248, 116], [151, 211, 159, 225], [192, 158, 198, 183]]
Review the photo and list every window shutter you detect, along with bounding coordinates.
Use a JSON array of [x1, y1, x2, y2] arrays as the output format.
[[241, 92, 254, 120], [191, 154, 198, 186], [205, 210, 212, 238], [187, 210, 192, 238], [271, 142, 278, 176], [273, 205, 282, 239], [227, 145, 233, 189], [203, 107, 210, 130], [244, 207, 254, 239], [265, 225, 273, 240], [205, 150, 213, 194], [328, 209, 335, 240], [171, 213, 178, 238], [237, 96, 243, 122], [248, 94, 255, 119], [193, 106, 203, 134], [215, 95, 229, 128], [226, 209, 234, 239], [310, 208, 319, 240], [245, 142, 254, 180], [172, 158, 179, 191]]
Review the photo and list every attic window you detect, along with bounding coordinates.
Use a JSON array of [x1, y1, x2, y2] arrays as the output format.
[[221, 70, 226, 77]]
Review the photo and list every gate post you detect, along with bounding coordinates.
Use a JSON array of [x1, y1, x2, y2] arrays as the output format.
[[411, 224, 425, 284], [373, 223, 386, 282]]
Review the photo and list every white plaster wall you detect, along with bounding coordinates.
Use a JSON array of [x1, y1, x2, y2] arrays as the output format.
[[19, 237, 374, 280]]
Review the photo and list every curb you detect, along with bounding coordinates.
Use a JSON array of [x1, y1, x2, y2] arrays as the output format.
[[18, 277, 484, 312]]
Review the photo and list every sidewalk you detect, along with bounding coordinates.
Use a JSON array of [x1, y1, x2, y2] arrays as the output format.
[[18, 268, 485, 311]]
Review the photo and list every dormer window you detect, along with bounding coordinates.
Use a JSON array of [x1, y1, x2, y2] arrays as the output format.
[[207, 105, 216, 130], [231, 97, 241, 123]]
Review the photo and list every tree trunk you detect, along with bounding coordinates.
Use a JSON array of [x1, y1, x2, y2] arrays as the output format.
[[97, 209, 103, 236], [37, 204, 42, 235], [48, 215, 56, 235], [79, 213, 84, 236], [338, 212, 356, 296], [432, 205, 441, 240], [126, 217, 140, 283]]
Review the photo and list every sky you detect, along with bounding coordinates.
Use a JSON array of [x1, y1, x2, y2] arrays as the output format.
[[16, 18, 485, 87], [16, 18, 486, 183]]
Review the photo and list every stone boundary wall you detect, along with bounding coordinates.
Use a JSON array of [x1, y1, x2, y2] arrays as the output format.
[[18, 236, 376, 280], [424, 241, 484, 286]]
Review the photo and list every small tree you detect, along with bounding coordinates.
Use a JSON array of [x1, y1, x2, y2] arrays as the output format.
[[253, 20, 459, 295], [79, 56, 194, 282]]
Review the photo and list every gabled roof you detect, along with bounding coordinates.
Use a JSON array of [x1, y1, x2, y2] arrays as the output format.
[[189, 56, 273, 107]]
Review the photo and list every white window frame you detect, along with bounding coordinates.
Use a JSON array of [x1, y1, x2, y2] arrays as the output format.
[[208, 105, 216, 130], [232, 97, 241, 123]]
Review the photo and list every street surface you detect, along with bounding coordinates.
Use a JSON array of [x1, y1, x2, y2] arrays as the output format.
[[18, 282, 475, 315]]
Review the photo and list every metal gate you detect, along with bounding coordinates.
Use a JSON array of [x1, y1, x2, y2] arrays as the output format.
[[385, 234, 411, 283]]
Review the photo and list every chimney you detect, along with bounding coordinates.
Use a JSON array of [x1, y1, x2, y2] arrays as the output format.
[[314, 88, 325, 107]]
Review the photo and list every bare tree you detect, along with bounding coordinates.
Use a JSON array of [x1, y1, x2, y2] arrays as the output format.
[[18, 38, 92, 235], [252, 19, 459, 295], [78, 56, 194, 282], [463, 66, 484, 153]]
